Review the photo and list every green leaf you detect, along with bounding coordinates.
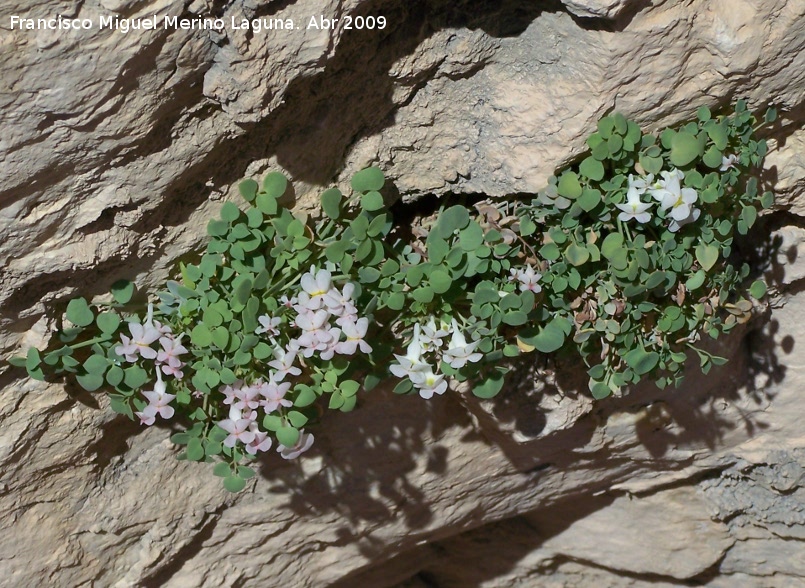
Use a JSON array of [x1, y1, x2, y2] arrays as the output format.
[[220, 201, 241, 222], [256, 193, 278, 215], [503, 311, 528, 326], [111, 280, 135, 304], [186, 438, 205, 461], [96, 312, 120, 334], [702, 146, 723, 168], [224, 475, 247, 493], [600, 233, 624, 259], [697, 105, 711, 121], [361, 191, 385, 211], [741, 205, 758, 229], [473, 368, 508, 399], [83, 354, 109, 375], [340, 380, 360, 397], [557, 172, 582, 199], [263, 172, 288, 198], [321, 188, 342, 219], [520, 318, 568, 353], [429, 270, 452, 294], [695, 243, 719, 271], [213, 462, 231, 477], [437, 205, 471, 236], [624, 348, 659, 375], [191, 324, 213, 347], [578, 188, 602, 212], [287, 410, 309, 428], [386, 292, 405, 310], [670, 131, 702, 167], [685, 269, 706, 291], [540, 242, 561, 261], [579, 157, 605, 181], [565, 242, 590, 266], [590, 382, 612, 399], [294, 386, 317, 407], [750, 279, 767, 299], [76, 372, 104, 392], [124, 365, 149, 389], [239, 179, 259, 202], [707, 123, 729, 150], [277, 426, 300, 447], [412, 287, 434, 303], [66, 298, 94, 327], [351, 167, 385, 192]]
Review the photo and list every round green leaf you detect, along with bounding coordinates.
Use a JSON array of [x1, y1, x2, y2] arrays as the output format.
[[96, 312, 120, 334], [412, 287, 434, 303], [750, 279, 767, 299], [77, 372, 104, 392], [624, 348, 659, 375], [239, 179, 259, 202], [321, 188, 342, 219], [276, 426, 300, 447], [430, 270, 452, 294], [670, 131, 702, 167], [263, 172, 288, 198], [702, 146, 723, 169], [220, 201, 241, 222], [224, 475, 247, 493], [256, 193, 278, 215], [83, 354, 109, 375], [191, 324, 213, 347], [386, 292, 405, 310], [351, 167, 385, 193], [565, 242, 590, 266], [66, 298, 94, 327], [579, 157, 605, 181], [695, 244, 719, 271], [186, 438, 205, 461], [111, 280, 135, 304], [473, 369, 507, 399], [361, 191, 385, 212], [590, 381, 612, 399], [557, 172, 582, 199]]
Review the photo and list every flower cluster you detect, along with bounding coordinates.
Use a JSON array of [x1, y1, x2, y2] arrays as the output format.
[[616, 168, 702, 232], [390, 318, 483, 399], [510, 265, 543, 293], [209, 266, 372, 460], [115, 304, 187, 426]]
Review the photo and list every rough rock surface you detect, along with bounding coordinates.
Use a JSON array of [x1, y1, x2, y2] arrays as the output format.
[[0, 0, 804, 586]]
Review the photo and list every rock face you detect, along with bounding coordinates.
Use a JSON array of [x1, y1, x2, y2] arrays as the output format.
[[0, 0, 804, 586]]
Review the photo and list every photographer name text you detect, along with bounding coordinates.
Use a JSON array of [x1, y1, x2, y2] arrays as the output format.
[[9, 14, 387, 34]]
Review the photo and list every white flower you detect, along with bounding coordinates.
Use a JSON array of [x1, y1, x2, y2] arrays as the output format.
[[668, 207, 702, 233], [648, 169, 684, 203], [415, 369, 448, 399], [277, 430, 315, 459], [510, 265, 542, 293], [255, 314, 281, 337], [442, 319, 483, 369], [720, 154, 739, 171], [335, 317, 372, 355], [389, 324, 430, 384], [615, 199, 652, 223], [419, 317, 449, 352], [141, 371, 176, 420], [299, 266, 332, 309], [662, 186, 698, 221]]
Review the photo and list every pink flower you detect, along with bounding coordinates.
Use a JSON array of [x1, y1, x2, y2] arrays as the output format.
[[245, 425, 272, 455], [268, 343, 301, 381], [277, 430, 315, 459], [255, 315, 281, 337], [157, 335, 187, 379], [141, 371, 176, 420], [218, 419, 256, 448], [135, 405, 157, 426], [259, 380, 292, 413]]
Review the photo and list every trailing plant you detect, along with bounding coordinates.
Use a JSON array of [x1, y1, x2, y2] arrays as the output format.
[[11, 101, 774, 491]]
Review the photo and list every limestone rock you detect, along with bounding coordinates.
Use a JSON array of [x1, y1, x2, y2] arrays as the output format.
[[0, 0, 804, 586]]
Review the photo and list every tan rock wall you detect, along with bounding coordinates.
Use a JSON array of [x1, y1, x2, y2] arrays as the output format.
[[0, 0, 803, 586]]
